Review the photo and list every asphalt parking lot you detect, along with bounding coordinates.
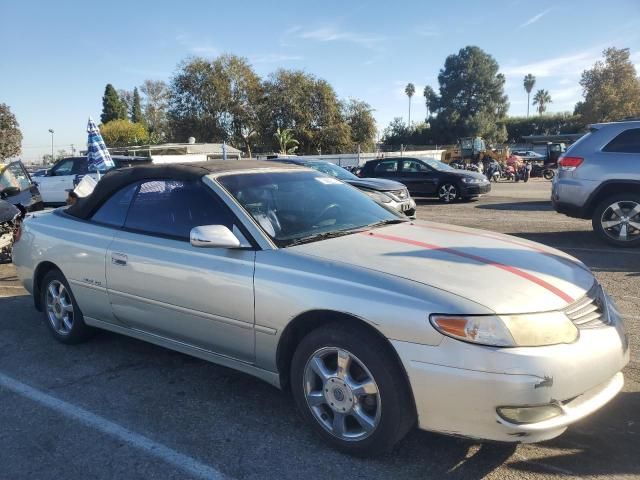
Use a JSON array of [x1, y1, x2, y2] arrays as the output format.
[[1, 179, 638, 480]]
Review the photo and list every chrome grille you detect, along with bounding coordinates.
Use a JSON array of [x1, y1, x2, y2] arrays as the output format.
[[564, 284, 610, 329]]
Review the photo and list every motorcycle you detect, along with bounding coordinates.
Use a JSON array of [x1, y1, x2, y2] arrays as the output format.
[[542, 163, 556, 180], [0, 187, 27, 262]]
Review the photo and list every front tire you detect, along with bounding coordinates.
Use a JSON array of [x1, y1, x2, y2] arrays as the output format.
[[41, 269, 94, 344], [290, 323, 415, 455], [438, 183, 459, 203]]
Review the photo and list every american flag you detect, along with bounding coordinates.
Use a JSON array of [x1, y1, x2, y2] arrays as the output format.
[[86, 117, 115, 171]]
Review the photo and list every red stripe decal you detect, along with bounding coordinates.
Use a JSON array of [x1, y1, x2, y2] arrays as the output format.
[[363, 231, 574, 303]]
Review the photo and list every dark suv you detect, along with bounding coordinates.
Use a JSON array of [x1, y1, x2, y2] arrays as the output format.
[[359, 157, 491, 203], [552, 120, 640, 247]]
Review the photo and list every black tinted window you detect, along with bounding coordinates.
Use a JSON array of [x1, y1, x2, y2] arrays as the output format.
[[124, 180, 233, 239], [91, 183, 137, 227], [374, 160, 398, 173], [603, 128, 640, 153]]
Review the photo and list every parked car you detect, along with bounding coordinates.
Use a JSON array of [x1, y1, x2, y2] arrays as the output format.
[[511, 150, 546, 161], [552, 120, 640, 247], [358, 157, 491, 203], [265, 157, 416, 216], [0, 160, 44, 212], [14, 161, 629, 455], [36, 156, 151, 205]]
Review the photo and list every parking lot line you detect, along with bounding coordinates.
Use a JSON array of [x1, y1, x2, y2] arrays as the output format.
[[0, 372, 227, 480]]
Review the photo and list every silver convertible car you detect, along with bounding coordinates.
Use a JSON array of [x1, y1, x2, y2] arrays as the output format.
[[13, 161, 629, 454]]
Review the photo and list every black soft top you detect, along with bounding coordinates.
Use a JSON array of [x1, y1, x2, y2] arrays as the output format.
[[66, 160, 301, 220]]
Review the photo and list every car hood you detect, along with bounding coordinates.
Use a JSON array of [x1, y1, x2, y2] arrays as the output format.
[[289, 221, 593, 313], [346, 178, 406, 191]]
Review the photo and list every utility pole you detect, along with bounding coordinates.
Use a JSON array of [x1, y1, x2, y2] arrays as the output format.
[[70, 144, 76, 155], [48, 129, 54, 164]]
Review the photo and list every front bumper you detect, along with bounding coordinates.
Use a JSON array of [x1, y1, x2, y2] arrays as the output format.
[[392, 317, 629, 443], [461, 182, 491, 197], [388, 198, 417, 216]]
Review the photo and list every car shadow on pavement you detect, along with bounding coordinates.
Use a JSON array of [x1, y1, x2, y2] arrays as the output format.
[[507, 231, 640, 274], [476, 201, 553, 212], [508, 391, 640, 477]]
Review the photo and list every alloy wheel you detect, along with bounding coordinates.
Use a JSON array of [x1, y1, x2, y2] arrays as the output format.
[[45, 280, 74, 335], [303, 347, 381, 441], [438, 184, 457, 202], [600, 200, 640, 242]]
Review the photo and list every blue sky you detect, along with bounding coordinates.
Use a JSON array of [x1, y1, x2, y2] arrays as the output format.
[[2, 0, 639, 161]]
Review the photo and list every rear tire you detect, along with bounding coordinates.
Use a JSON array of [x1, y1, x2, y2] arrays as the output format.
[[290, 323, 415, 455], [40, 269, 94, 344], [592, 193, 640, 248]]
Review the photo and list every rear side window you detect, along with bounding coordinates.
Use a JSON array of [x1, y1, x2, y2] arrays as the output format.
[[374, 160, 398, 173], [124, 180, 234, 239], [91, 183, 137, 227], [602, 128, 640, 153]]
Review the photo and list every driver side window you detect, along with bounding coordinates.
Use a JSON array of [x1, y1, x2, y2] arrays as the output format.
[[52, 159, 74, 176], [401, 160, 427, 173]]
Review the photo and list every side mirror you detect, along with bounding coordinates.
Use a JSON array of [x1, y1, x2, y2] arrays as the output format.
[[190, 225, 241, 249], [0, 186, 21, 199]]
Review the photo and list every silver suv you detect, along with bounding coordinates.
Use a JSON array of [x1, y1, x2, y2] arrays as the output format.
[[552, 120, 640, 247]]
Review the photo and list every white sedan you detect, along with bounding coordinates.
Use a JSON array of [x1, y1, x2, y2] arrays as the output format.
[[13, 161, 629, 454]]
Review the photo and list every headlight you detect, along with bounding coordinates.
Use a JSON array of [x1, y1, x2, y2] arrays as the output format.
[[365, 191, 392, 203], [430, 312, 578, 347], [461, 177, 484, 184]]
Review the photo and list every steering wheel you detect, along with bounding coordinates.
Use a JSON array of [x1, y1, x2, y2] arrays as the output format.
[[314, 203, 342, 225]]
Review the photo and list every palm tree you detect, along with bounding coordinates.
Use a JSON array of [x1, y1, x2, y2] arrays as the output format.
[[523, 74, 536, 117], [533, 89, 552, 115], [274, 128, 299, 154], [405, 83, 415, 127], [423, 85, 436, 118]]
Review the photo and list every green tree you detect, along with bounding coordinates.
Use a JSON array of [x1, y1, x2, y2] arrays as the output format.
[[503, 112, 584, 142], [0, 103, 22, 160], [274, 128, 299, 154], [260, 69, 350, 154], [130, 87, 144, 124], [436, 46, 509, 143], [140, 80, 170, 143], [100, 119, 149, 147], [575, 47, 640, 124], [523, 74, 536, 117], [423, 85, 437, 118], [342, 99, 377, 151], [533, 89, 552, 115], [101, 84, 127, 123], [405, 83, 415, 127], [169, 54, 263, 156]]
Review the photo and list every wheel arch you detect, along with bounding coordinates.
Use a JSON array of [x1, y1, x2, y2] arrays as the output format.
[[585, 180, 640, 218], [32, 261, 61, 311], [275, 310, 416, 410]]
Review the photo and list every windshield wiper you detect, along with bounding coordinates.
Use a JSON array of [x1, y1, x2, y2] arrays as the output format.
[[366, 218, 409, 229], [285, 227, 368, 247]]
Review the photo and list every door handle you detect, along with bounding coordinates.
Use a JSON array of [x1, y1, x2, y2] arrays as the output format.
[[111, 253, 128, 266]]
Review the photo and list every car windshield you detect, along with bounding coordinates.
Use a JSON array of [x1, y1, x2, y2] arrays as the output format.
[[417, 158, 455, 172], [218, 170, 405, 247], [306, 161, 358, 181], [0, 163, 31, 191]]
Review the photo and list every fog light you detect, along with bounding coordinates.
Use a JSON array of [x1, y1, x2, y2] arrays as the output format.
[[497, 404, 563, 425]]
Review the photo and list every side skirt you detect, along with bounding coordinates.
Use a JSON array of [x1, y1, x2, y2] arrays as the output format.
[[84, 316, 282, 389]]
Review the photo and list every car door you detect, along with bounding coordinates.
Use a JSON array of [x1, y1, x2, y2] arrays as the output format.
[[37, 158, 76, 204], [398, 159, 438, 195], [106, 179, 256, 362]]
